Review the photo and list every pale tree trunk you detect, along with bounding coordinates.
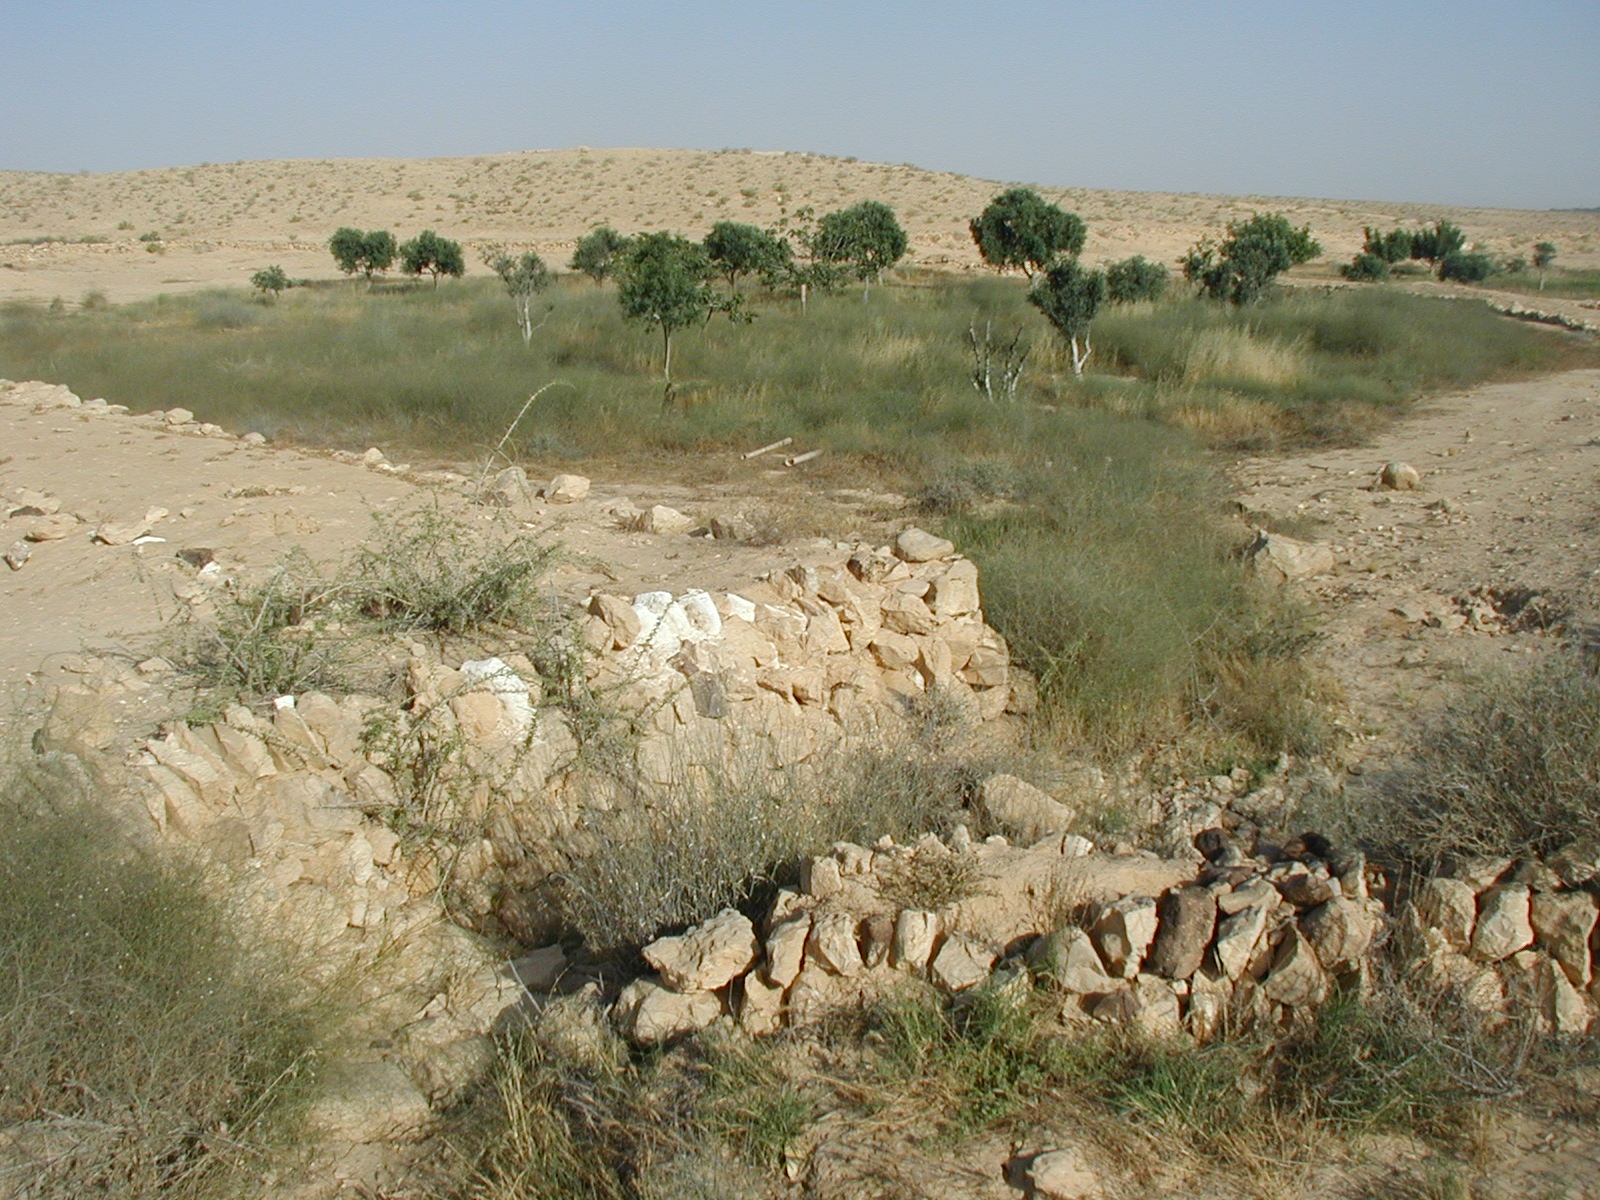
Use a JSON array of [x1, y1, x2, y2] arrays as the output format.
[[1070, 334, 1091, 377], [516, 296, 533, 344]]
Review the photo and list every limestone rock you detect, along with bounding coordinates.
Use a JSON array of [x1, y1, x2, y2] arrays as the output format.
[[1248, 531, 1335, 583], [710, 513, 757, 541], [1028, 927, 1114, 994], [1471, 884, 1534, 963], [1301, 898, 1380, 971], [808, 912, 864, 977], [861, 913, 895, 968], [801, 855, 842, 899], [510, 945, 569, 993], [4, 541, 28, 570], [1416, 877, 1477, 950], [1530, 890, 1598, 988], [1380, 461, 1421, 490], [588, 593, 642, 648], [765, 915, 812, 989], [1090, 895, 1159, 979], [893, 527, 954, 563], [308, 1059, 432, 1143], [1534, 955, 1594, 1035], [1147, 887, 1218, 980], [739, 971, 785, 1036], [930, 933, 996, 992], [1026, 1146, 1100, 1200], [1213, 903, 1271, 981], [1548, 838, 1600, 888], [1263, 927, 1328, 1008], [926, 559, 981, 617], [642, 909, 758, 993], [545, 473, 590, 503], [977, 774, 1075, 844], [614, 979, 721, 1045], [93, 506, 168, 546], [486, 465, 531, 506], [24, 513, 80, 542], [891, 909, 940, 974], [634, 505, 694, 535]]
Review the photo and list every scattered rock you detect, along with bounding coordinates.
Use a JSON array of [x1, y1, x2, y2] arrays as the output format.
[[23, 513, 79, 542], [93, 505, 168, 546], [3, 541, 28, 570], [1025, 1146, 1100, 1200], [164, 407, 195, 425], [634, 504, 694, 535], [546, 473, 590, 503], [1380, 461, 1421, 490], [1248, 531, 1335, 583]]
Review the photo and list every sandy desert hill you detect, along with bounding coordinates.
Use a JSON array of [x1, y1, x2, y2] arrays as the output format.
[[2, 147, 1597, 304]]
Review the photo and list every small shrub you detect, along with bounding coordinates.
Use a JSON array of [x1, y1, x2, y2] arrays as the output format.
[[351, 506, 558, 634], [1105, 255, 1169, 303], [1438, 250, 1495, 283], [176, 549, 349, 701], [1362, 650, 1600, 867], [876, 845, 982, 910], [1341, 252, 1392, 282]]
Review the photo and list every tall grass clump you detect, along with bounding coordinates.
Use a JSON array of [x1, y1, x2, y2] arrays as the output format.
[[1358, 650, 1600, 868], [0, 756, 326, 1198]]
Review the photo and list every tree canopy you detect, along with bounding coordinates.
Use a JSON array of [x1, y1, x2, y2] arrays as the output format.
[[1104, 255, 1169, 303], [1182, 213, 1320, 304], [249, 265, 289, 300], [703, 221, 789, 292], [328, 228, 396, 281], [1408, 221, 1466, 275], [812, 201, 908, 291], [969, 187, 1086, 279], [569, 226, 633, 285], [399, 230, 465, 286]]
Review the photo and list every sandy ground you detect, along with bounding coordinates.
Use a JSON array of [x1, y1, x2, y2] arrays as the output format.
[[3, 147, 1597, 304]]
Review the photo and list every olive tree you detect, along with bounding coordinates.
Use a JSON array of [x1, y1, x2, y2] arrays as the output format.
[[1029, 258, 1107, 376], [617, 232, 745, 401], [703, 221, 788, 293], [1182, 213, 1320, 304], [569, 226, 632, 285], [250, 264, 289, 301], [328, 227, 396, 282], [770, 205, 844, 312], [1408, 221, 1466, 276], [969, 187, 1086, 279], [482, 245, 552, 344], [399, 230, 465, 287], [813, 201, 908, 297], [1533, 241, 1557, 291]]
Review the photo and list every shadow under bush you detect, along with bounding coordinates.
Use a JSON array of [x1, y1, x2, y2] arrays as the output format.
[[0, 758, 327, 1198]]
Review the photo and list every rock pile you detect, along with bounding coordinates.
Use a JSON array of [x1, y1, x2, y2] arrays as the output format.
[[603, 821, 1390, 1044], [1404, 844, 1600, 1035]]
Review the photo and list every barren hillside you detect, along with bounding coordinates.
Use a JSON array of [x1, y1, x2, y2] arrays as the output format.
[[3, 147, 1598, 303]]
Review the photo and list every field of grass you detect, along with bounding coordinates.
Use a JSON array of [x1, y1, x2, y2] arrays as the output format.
[[1469, 266, 1600, 301], [1, 276, 1584, 757]]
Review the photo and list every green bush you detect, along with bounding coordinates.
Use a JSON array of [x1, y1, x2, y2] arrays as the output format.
[[1341, 252, 1391, 282], [1104, 255, 1169, 303], [1437, 249, 1495, 283], [0, 759, 324, 1198]]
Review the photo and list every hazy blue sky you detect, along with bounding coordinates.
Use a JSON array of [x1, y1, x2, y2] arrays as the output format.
[[5, 0, 1596, 208]]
